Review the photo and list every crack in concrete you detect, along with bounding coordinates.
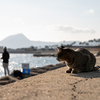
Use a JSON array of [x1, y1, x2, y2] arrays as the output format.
[[69, 79, 84, 85], [77, 91, 92, 94], [69, 78, 92, 100], [72, 85, 76, 92], [71, 93, 77, 100]]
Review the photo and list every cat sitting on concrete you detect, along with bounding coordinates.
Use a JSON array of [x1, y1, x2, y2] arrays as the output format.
[[56, 46, 98, 73]]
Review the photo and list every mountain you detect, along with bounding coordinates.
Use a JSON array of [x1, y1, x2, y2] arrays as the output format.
[[0, 33, 31, 49], [0, 33, 58, 49]]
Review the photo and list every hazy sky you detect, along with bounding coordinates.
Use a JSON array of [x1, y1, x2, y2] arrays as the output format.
[[0, 0, 100, 42]]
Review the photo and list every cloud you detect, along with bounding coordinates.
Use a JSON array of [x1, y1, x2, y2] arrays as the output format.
[[85, 9, 94, 14], [49, 25, 96, 33], [14, 18, 25, 24], [14, 18, 22, 21]]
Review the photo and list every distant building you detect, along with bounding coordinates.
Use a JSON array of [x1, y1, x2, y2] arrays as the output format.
[[0, 46, 3, 52]]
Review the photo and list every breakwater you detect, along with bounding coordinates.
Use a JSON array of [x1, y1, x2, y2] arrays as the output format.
[[0, 62, 66, 85]]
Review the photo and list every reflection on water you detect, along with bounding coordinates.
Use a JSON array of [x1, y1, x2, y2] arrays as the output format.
[[0, 53, 59, 77]]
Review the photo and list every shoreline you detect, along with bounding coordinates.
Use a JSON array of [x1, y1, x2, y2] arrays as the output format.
[[0, 62, 66, 85]]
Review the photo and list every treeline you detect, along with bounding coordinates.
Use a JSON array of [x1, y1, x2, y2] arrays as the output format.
[[79, 38, 100, 46], [14, 38, 100, 51], [63, 38, 100, 47]]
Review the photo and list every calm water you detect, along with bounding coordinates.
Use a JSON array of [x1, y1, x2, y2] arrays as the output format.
[[0, 53, 59, 77]]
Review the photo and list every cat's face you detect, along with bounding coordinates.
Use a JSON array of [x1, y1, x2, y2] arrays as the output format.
[[56, 47, 65, 61], [56, 47, 74, 62]]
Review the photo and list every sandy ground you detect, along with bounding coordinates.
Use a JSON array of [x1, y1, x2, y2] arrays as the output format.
[[0, 57, 100, 100]]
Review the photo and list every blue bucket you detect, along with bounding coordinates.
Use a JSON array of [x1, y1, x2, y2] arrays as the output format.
[[22, 69, 30, 74]]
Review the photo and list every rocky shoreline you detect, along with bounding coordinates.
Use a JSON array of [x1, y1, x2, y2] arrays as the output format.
[[33, 53, 56, 57], [0, 62, 66, 85]]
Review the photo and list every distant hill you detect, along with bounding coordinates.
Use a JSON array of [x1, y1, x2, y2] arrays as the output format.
[[0, 33, 58, 49], [0, 33, 31, 49], [0, 33, 100, 49]]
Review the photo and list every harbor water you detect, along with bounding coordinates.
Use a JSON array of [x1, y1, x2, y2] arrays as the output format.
[[0, 53, 59, 77]]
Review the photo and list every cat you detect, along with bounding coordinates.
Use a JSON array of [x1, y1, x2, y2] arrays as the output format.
[[56, 46, 98, 73]]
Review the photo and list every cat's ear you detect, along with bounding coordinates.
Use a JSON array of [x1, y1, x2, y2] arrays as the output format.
[[57, 47, 63, 51], [61, 46, 65, 49]]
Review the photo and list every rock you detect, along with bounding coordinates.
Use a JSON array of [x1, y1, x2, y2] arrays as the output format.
[[96, 51, 100, 56]]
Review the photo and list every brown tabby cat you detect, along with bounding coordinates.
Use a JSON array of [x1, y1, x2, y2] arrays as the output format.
[[56, 46, 98, 73]]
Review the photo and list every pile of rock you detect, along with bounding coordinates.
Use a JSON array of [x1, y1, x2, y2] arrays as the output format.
[[33, 53, 56, 57]]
